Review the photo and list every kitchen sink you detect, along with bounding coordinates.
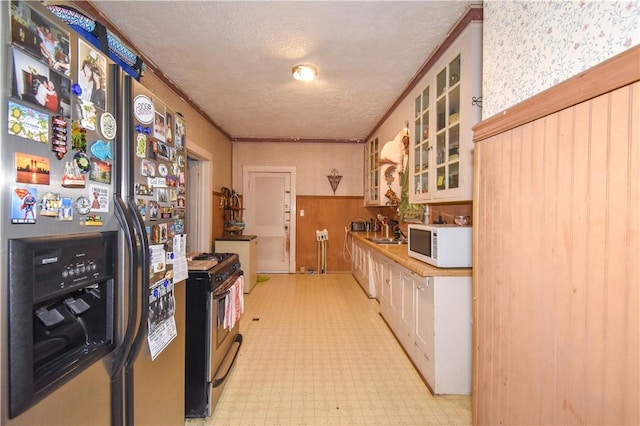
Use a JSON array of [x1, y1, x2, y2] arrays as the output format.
[[366, 237, 407, 245]]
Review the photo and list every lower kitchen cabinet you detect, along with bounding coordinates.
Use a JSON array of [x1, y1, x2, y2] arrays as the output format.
[[351, 238, 471, 395], [351, 238, 372, 297], [412, 275, 471, 395]]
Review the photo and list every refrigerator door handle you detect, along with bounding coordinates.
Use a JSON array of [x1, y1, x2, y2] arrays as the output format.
[[111, 195, 140, 426], [123, 194, 150, 426]]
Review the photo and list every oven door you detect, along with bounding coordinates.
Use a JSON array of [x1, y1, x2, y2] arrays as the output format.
[[206, 271, 243, 415]]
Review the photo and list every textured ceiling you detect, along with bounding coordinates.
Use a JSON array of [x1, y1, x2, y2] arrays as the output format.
[[89, 1, 473, 142]]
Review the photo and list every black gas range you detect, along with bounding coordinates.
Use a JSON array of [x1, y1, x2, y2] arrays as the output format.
[[185, 252, 243, 418]]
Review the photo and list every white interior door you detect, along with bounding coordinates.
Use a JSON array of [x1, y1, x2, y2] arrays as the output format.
[[243, 167, 296, 273]]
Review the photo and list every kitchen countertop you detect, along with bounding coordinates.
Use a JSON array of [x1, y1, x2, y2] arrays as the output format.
[[349, 231, 472, 277], [216, 235, 257, 241]]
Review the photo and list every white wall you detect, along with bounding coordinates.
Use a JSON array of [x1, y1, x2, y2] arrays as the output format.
[[232, 142, 364, 196], [482, 0, 639, 118]]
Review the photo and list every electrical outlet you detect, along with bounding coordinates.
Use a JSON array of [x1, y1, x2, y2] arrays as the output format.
[[300, 209, 304, 217]]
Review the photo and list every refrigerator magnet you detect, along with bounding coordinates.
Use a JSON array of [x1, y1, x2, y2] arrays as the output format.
[[10, 186, 37, 224], [74, 152, 90, 173], [157, 163, 168, 177], [61, 161, 85, 188], [39, 192, 61, 217], [58, 197, 73, 221], [99, 112, 117, 140], [133, 95, 154, 124], [136, 133, 147, 158], [90, 140, 113, 161], [71, 121, 87, 151], [74, 196, 91, 215]]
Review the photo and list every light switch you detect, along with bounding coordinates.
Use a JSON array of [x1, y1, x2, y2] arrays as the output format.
[[300, 210, 304, 217]]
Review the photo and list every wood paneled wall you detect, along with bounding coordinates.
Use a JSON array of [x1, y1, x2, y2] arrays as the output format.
[[472, 47, 639, 425], [296, 196, 372, 272]]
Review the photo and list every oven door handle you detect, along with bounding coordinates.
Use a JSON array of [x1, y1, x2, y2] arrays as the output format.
[[211, 334, 243, 388], [211, 271, 243, 300]]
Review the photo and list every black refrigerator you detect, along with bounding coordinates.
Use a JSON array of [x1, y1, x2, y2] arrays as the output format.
[[1, 1, 189, 424]]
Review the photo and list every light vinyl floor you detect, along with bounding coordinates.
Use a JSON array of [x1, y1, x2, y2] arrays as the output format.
[[186, 273, 471, 426]]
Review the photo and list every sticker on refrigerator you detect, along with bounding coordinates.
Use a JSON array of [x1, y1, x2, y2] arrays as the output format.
[[61, 161, 85, 188], [74, 196, 91, 215], [174, 115, 185, 151], [136, 133, 147, 158], [90, 139, 113, 161], [58, 197, 73, 221], [10, 47, 71, 117], [15, 152, 50, 185], [89, 184, 109, 213], [51, 115, 68, 159], [10, 186, 37, 224], [147, 138, 158, 160], [149, 201, 159, 221], [10, 0, 71, 76], [133, 95, 154, 124], [71, 121, 87, 151], [149, 244, 166, 272], [157, 141, 171, 161], [165, 112, 174, 144], [157, 188, 169, 204], [136, 199, 147, 221], [77, 39, 108, 110], [147, 278, 177, 361], [8, 101, 49, 143], [154, 109, 166, 141], [99, 112, 116, 140], [39, 192, 61, 217], [88, 157, 112, 184], [141, 159, 156, 177], [135, 183, 153, 196]]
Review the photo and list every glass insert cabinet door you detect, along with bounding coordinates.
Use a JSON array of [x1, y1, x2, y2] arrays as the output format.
[[435, 54, 461, 192], [365, 137, 379, 204], [413, 85, 430, 197]]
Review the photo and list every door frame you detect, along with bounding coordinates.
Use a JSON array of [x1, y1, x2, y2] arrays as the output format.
[[242, 165, 297, 273], [186, 140, 212, 253]]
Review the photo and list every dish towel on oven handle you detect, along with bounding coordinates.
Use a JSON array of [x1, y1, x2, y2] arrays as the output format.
[[224, 275, 244, 329]]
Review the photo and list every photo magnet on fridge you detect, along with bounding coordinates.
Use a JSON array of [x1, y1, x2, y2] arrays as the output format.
[[10, 186, 37, 224]]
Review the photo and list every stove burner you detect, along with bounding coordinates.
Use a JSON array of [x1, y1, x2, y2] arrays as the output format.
[[192, 252, 234, 262]]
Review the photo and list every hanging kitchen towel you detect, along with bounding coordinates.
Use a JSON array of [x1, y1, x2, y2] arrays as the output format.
[[234, 275, 244, 317], [224, 283, 234, 329], [224, 276, 244, 330]]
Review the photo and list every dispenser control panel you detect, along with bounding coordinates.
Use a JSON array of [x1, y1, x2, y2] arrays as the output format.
[[9, 232, 116, 303]]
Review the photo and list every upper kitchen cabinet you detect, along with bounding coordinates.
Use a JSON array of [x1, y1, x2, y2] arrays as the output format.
[[364, 137, 380, 205], [410, 20, 482, 203], [365, 129, 407, 207]]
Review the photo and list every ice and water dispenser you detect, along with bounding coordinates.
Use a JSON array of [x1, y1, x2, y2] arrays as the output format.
[[7, 232, 117, 418]]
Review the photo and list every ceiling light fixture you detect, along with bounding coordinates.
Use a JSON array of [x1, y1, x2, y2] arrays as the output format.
[[292, 64, 318, 82]]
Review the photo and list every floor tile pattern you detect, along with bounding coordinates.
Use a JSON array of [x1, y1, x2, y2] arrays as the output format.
[[186, 273, 471, 426]]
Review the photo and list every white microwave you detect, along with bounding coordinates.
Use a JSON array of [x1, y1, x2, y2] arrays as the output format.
[[407, 224, 472, 268]]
